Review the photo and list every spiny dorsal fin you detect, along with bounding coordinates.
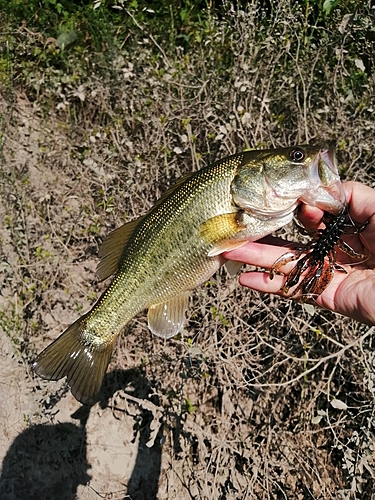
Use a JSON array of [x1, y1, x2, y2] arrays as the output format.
[[97, 217, 144, 281], [97, 173, 194, 282], [152, 172, 195, 209], [148, 292, 190, 339]]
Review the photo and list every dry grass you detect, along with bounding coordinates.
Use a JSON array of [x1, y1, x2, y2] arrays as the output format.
[[1, 1, 375, 499]]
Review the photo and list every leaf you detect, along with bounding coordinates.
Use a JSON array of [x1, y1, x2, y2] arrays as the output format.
[[355, 59, 365, 72], [56, 31, 78, 50], [330, 398, 348, 410], [189, 347, 204, 357], [303, 303, 315, 316], [322, 0, 339, 16], [311, 414, 323, 424]]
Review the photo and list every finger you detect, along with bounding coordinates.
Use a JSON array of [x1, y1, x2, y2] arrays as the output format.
[[239, 270, 331, 307], [297, 181, 375, 262], [239, 269, 351, 317], [297, 204, 324, 229], [295, 180, 356, 229], [344, 181, 375, 223], [240, 269, 337, 299], [239, 271, 286, 294], [344, 181, 375, 256], [297, 181, 373, 229], [223, 239, 296, 269]]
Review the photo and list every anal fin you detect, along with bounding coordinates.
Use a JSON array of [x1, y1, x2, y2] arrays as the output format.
[[148, 292, 190, 339]]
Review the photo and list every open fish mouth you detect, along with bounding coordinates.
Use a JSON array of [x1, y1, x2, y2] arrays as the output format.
[[300, 146, 346, 214]]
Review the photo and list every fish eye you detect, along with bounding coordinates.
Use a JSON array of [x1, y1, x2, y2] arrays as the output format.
[[289, 148, 306, 162]]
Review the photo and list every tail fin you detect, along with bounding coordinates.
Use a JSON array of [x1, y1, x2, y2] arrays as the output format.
[[33, 314, 115, 405]]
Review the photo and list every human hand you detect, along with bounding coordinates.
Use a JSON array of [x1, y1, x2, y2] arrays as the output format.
[[223, 181, 375, 326]]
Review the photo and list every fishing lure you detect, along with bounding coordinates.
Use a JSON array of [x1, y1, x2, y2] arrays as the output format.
[[270, 204, 368, 299]]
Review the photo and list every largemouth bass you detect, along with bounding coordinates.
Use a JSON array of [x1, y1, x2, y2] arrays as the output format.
[[33, 145, 345, 404]]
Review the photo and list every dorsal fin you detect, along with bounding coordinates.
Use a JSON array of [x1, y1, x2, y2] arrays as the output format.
[[97, 217, 144, 281], [96, 173, 194, 282]]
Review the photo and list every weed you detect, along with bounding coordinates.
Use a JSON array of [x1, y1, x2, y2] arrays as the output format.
[[1, 0, 375, 497]]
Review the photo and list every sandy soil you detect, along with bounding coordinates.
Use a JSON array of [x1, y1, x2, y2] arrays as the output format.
[[0, 96, 167, 500]]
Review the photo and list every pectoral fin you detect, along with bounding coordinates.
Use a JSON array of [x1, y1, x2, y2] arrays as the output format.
[[199, 213, 248, 257], [148, 292, 190, 339], [97, 217, 145, 281], [208, 239, 248, 257]]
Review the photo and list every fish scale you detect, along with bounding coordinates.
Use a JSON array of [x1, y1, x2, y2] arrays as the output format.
[[34, 145, 345, 404], [89, 158, 240, 334]]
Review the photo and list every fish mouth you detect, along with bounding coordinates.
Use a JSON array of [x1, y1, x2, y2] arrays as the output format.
[[300, 146, 346, 215]]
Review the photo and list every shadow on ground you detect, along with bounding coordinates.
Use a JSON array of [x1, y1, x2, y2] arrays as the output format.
[[0, 370, 162, 500]]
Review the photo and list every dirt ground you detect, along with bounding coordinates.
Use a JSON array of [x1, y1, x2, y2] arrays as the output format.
[[0, 96, 174, 500], [1, 61, 375, 500]]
